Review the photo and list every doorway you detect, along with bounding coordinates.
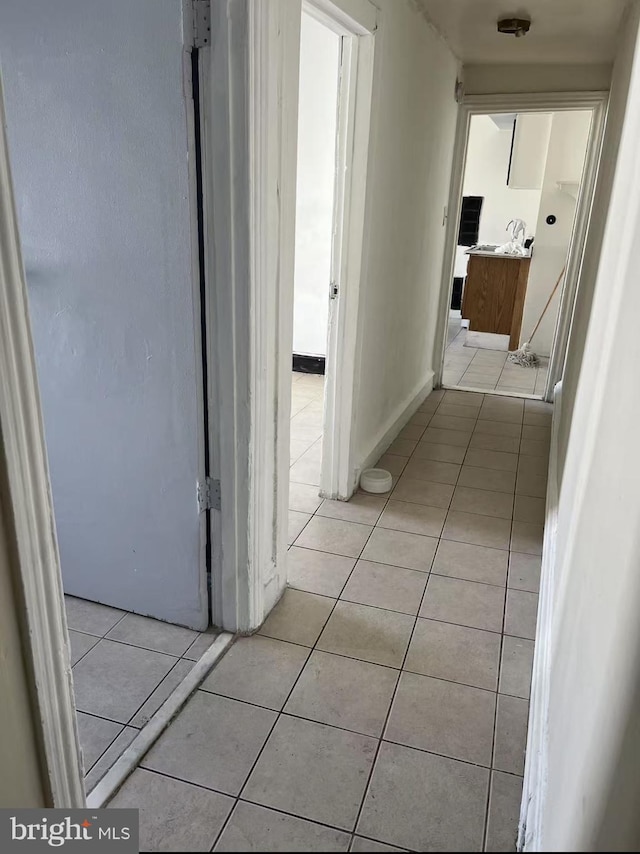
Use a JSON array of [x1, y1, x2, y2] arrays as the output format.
[[288, 0, 376, 530], [436, 95, 607, 402], [288, 10, 340, 529]]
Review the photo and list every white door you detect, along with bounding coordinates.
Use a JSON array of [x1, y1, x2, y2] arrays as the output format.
[[0, 0, 209, 629]]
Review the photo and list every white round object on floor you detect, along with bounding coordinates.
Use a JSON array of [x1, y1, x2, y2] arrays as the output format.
[[360, 468, 393, 494]]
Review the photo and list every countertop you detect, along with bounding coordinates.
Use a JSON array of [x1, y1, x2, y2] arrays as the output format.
[[465, 247, 532, 259]]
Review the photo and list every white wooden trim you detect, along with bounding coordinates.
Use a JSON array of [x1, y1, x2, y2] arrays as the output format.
[[201, 1, 252, 631], [518, 380, 562, 850], [433, 91, 609, 401], [87, 631, 234, 807], [304, 0, 376, 34], [433, 105, 472, 388], [248, 0, 303, 619], [201, 0, 376, 628], [202, 0, 301, 630], [0, 81, 84, 806]]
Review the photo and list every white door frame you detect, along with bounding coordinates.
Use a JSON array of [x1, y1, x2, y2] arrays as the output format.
[[303, 0, 377, 501], [0, 80, 84, 806], [201, 0, 375, 632], [433, 91, 608, 402]]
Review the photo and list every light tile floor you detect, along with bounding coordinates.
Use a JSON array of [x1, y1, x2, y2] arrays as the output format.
[[288, 370, 325, 493], [70, 371, 323, 797], [108, 388, 550, 852], [66, 596, 219, 793], [444, 317, 549, 396]]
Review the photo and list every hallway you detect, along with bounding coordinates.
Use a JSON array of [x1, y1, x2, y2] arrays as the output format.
[[108, 388, 548, 852], [444, 318, 549, 396]]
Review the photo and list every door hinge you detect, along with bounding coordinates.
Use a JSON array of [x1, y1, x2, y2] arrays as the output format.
[[192, 0, 211, 48], [197, 476, 220, 512], [329, 281, 339, 299]]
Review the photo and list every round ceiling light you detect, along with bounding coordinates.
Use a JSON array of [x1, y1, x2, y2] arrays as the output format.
[[497, 17, 531, 37]]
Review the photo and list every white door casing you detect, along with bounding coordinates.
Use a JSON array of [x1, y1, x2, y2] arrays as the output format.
[[312, 0, 377, 500], [0, 73, 84, 806], [201, 0, 376, 631]]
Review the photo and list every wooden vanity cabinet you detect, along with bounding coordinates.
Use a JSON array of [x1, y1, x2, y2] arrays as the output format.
[[461, 254, 531, 351]]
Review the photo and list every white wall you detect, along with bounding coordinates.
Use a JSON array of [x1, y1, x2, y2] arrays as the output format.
[[454, 114, 544, 278], [293, 14, 340, 358], [352, 0, 459, 472], [463, 63, 613, 95], [520, 111, 592, 356], [558, 17, 637, 476], [523, 4, 640, 849]]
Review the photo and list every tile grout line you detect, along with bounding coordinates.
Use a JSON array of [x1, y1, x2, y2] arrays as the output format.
[[250, 386, 538, 849], [211, 477, 397, 850], [80, 656, 194, 789]]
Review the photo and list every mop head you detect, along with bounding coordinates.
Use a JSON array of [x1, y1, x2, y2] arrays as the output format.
[[508, 342, 539, 368]]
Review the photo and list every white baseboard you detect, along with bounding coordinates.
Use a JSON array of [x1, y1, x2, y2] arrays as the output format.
[[518, 380, 562, 851], [354, 371, 434, 489]]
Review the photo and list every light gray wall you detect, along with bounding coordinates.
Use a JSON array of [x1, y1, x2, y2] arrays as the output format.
[[536, 3, 640, 848], [520, 110, 592, 356], [463, 63, 613, 95], [0, 0, 207, 629], [293, 13, 339, 358], [352, 0, 459, 470], [558, 2, 639, 479]]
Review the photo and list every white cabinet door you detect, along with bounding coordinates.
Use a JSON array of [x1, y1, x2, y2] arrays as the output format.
[[0, 0, 208, 629]]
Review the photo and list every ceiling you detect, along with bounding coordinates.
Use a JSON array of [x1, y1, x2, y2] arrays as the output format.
[[419, 0, 627, 64]]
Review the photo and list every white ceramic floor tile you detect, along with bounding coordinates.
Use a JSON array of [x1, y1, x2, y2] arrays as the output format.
[[287, 547, 356, 598], [242, 715, 377, 831], [72, 639, 178, 724], [420, 574, 505, 632], [143, 691, 277, 795], [69, 630, 99, 666], [65, 596, 125, 636], [109, 768, 234, 852], [385, 671, 496, 765], [340, 560, 428, 616], [284, 649, 398, 737], [289, 482, 323, 514], [317, 601, 414, 668], [295, 516, 373, 558], [432, 539, 508, 586], [106, 612, 199, 657], [361, 527, 438, 573], [357, 741, 489, 851], [77, 712, 123, 772], [317, 494, 387, 526], [201, 635, 309, 710], [405, 618, 501, 691], [258, 589, 335, 647], [288, 510, 312, 545], [214, 802, 350, 852], [377, 500, 447, 538]]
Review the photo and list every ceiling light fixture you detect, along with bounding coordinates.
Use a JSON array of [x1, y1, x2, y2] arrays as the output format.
[[497, 17, 531, 37]]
